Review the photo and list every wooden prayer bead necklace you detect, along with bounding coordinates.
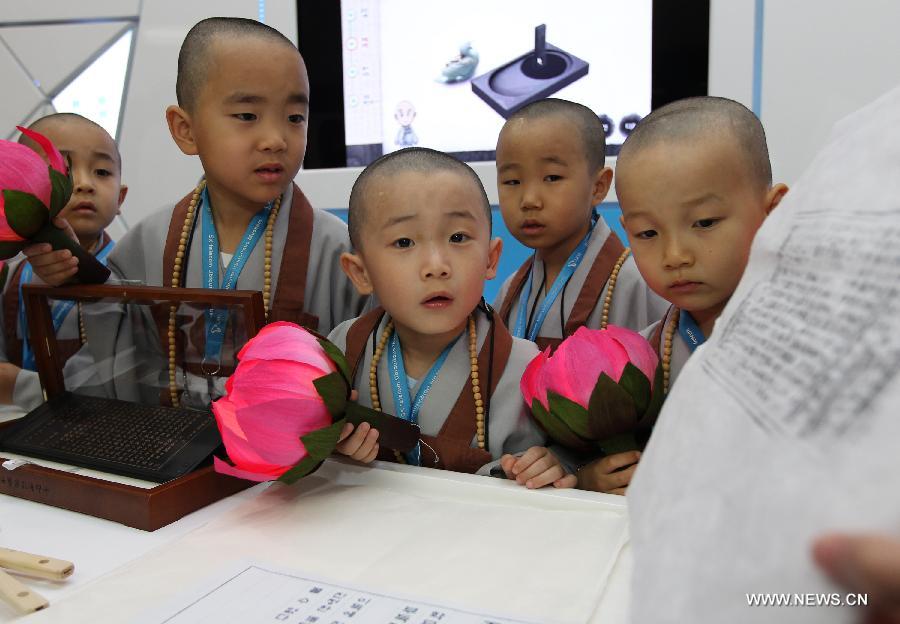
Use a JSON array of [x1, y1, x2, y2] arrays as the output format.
[[368, 315, 484, 462], [661, 308, 680, 394], [167, 179, 281, 406], [599, 248, 631, 329]]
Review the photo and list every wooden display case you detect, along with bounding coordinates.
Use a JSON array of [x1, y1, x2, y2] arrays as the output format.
[[0, 284, 264, 531]]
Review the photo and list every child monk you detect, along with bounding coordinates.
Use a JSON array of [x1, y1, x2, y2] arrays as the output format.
[[577, 96, 788, 494], [329, 147, 575, 487], [0, 113, 126, 410], [24, 17, 365, 333], [494, 98, 666, 352]]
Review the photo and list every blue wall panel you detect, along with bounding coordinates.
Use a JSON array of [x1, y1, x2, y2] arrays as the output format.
[[327, 202, 628, 304]]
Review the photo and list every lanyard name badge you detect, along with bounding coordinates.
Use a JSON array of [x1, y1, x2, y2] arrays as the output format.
[[19, 239, 115, 371], [387, 330, 460, 465], [678, 310, 707, 353], [513, 211, 598, 341], [201, 188, 272, 369]]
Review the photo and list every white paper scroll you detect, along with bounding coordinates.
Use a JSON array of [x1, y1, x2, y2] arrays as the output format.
[[628, 85, 900, 624]]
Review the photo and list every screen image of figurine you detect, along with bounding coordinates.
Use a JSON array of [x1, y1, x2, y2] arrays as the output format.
[[436, 42, 479, 83], [394, 100, 419, 146]]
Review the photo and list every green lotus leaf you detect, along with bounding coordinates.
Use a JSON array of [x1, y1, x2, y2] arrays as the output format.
[[618, 362, 652, 417], [317, 337, 352, 385], [3, 190, 49, 238], [300, 419, 345, 462], [587, 373, 637, 440], [547, 391, 593, 439], [639, 363, 666, 428], [277, 455, 323, 484], [48, 166, 73, 218], [312, 372, 348, 420], [531, 397, 594, 452]]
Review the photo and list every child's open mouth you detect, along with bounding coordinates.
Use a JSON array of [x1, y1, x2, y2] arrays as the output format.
[[422, 293, 454, 308], [254, 164, 284, 182]]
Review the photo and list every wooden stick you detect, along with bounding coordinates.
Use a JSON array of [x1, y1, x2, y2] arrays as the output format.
[[0, 569, 48, 614], [0, 547, 74, 581]]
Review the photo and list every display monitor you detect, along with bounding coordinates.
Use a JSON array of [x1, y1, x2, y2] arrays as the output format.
[[297, 1, 709, 169], [339, 0, 650, 166]]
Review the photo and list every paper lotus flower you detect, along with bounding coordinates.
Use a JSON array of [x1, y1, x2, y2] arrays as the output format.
[[521, 325, 664, 455], [0, 127, 109, 282], [213, 322, 418, 483]]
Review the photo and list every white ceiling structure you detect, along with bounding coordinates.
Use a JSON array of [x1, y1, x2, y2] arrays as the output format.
[[0, 3, 140, 141]]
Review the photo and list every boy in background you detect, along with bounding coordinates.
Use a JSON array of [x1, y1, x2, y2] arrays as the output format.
[[23, 18, 366, 406], [493, 98, 666, 352], [25, 17, 364, 332], [0, 113, 126, 410]]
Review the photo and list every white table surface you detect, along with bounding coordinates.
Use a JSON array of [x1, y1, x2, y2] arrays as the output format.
[[1, 459, 631, 623]]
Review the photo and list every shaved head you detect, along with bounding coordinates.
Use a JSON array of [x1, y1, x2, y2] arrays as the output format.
[[20, 112, 121, 170], [504, 98, 608, 172], [176, 17, 299, 112], [617, 96, 772, 190], [348, 147, 491, 249]]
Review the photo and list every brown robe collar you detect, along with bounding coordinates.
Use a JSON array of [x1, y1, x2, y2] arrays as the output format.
[[497, 229, 626, 352], [342, 304, 513, 474]]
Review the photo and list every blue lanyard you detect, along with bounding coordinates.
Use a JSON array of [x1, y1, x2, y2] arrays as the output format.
[[513, 212, 598, 341], [19, 238, 115, 371], [678, 310, 707, 353], [387, 329, 460, 465], [200, 188, 271, 363]]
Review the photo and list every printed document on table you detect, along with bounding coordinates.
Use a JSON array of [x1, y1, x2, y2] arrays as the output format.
[[139, 561, 536, 624], [627, 85, 900, 624]]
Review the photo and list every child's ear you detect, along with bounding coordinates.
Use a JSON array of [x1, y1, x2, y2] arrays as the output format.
[[166, 105, 199, 156], [764, 183, 789, 215], [590, 166, 614, 206], [485, 237, 503, 280], [340, 251, 374, 295], [117, 185, 128, 213]]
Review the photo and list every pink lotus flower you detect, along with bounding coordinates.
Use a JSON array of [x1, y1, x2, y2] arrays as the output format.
[[522, 326, 657, 410], [213, 322, 340, 482], [0, 127, 109, 282], [0, 128, 65, 242], [521, 325, 663, 454], [17, 126, 68, 175], [213, 322, 421, 483]]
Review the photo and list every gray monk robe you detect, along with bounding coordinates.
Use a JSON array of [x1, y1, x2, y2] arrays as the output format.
[[494, 220, 667, 352], [110, 183, 365, 334], [328, 304, 546, 474], [64, 183, 367, 407]]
